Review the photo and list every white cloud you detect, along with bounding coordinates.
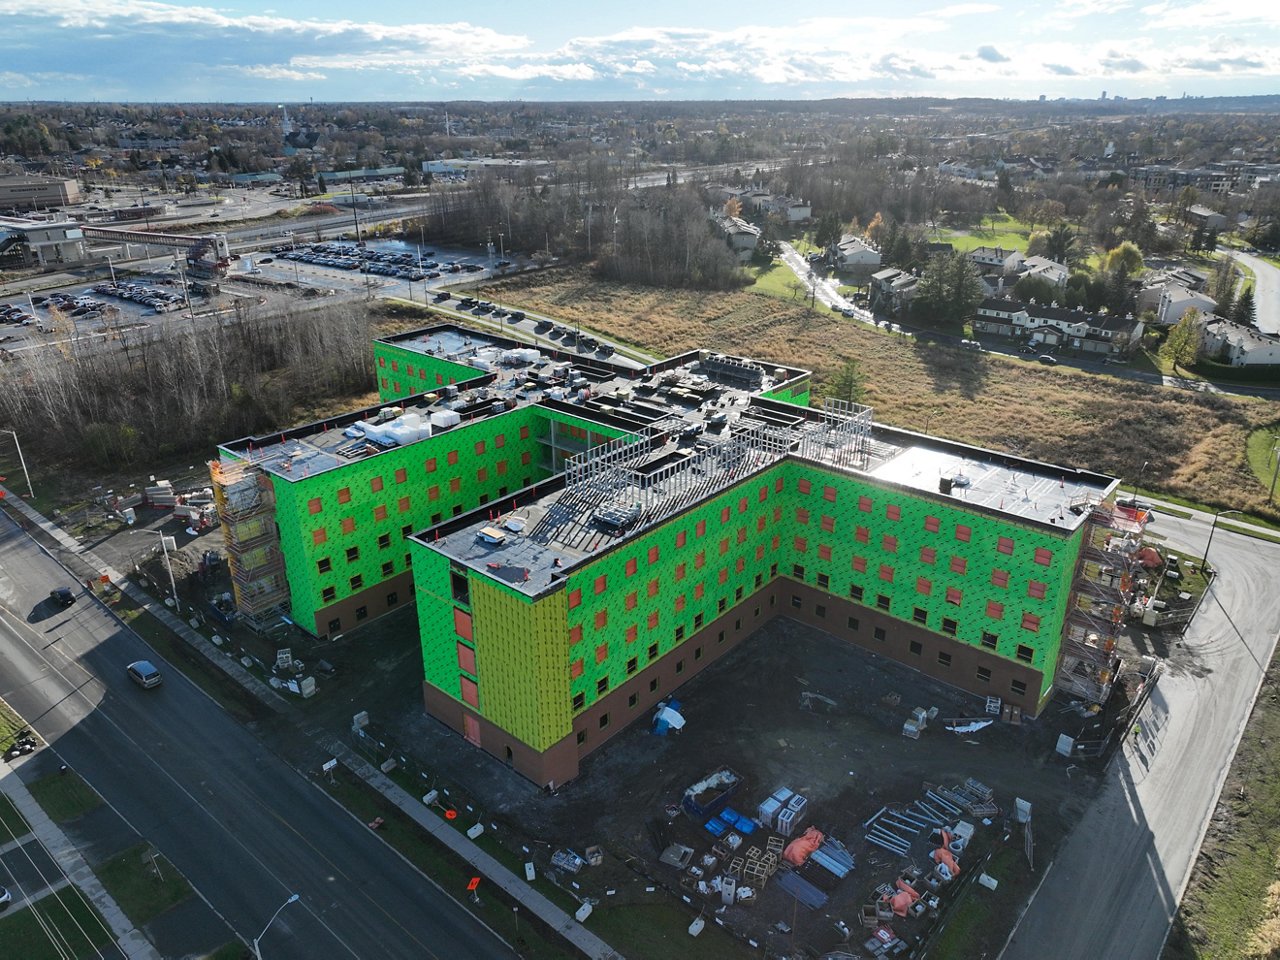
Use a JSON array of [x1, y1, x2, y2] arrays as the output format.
[[236, 64, 326, 82], [458, 62, 599, 82]]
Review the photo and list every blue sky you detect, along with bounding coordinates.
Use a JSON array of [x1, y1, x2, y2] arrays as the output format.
[[1, 0, 1277, 102]]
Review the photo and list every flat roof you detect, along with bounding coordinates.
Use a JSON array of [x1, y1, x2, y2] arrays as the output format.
[[425, 402, 1115, 599], [220, 324, 807, 482], [865, 440, 1110, 527]]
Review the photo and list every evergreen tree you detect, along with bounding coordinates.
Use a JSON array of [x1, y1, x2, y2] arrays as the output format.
[[1189, 224, 1205, 253], [1233, 288, 1257, 326]]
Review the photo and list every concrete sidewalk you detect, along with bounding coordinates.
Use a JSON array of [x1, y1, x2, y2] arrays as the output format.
[[331, 742, 623, 960], [0, 759, 159, 960]]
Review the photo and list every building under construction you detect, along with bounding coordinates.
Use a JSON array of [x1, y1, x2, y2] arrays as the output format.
[[212, 322, 1133, 785]]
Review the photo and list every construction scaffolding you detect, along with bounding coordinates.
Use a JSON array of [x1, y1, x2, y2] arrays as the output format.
[[209, 455, 289, 631], [557, 420, 794, 542], [1056, 496, 1149, 703], [796, 397, 875, 472]]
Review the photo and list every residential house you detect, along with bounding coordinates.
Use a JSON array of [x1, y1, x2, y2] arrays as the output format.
[[1187, 205, 1228, 232], [767, 195, 811, 223], [832, 234, 881, 280], [1017, 256, 1070, 290], [1200, 317, 1280, 366], [967, 246, 1025, 274], [973, 296, 1143, 355], [1136, 281, 1216, 326], [870, 268, 918, 315], [715, 215, 761, 262]]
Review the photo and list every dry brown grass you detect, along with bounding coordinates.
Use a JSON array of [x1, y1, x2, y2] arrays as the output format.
[[1246, 871, 1280, 957], [489, 269, 1280, 519]]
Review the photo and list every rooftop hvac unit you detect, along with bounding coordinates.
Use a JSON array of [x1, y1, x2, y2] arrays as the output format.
[[939, 477, 954, 495]]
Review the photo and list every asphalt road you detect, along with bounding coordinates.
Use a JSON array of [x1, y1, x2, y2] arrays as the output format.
[[1001, 506, 1280, 960], [0, 517, 515, 960], [1230, 249, 1280, 335]]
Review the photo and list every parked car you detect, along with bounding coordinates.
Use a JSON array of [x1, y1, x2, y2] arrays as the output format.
[[1037, 355, 1058, 366], [50, 587, 76, 608]]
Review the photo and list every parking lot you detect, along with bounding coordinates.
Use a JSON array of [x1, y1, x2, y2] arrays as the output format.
[[241, 237, 518, 301]]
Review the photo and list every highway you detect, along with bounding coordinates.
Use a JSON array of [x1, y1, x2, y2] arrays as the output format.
[[1001, 505, 1280, 960], [0, 516, 515, 960]]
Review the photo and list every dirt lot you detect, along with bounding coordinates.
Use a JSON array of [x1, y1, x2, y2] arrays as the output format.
[[292, 607, 1103, 958], [486, 269, 1280, 521]]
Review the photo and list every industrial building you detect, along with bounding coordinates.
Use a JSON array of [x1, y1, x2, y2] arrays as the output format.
[[0, 174, 82, 211], [212, 323, 1142, 787]]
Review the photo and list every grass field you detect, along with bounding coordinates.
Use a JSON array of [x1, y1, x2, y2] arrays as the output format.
[[487, 268, 1280, 521], [0, 890, 116, 960], [26, 770, 103, 823], [0, 697, 28, 754], [97, 843, 193, 926], [936, 212, 1035, 253], [747, 260, 809, 301], [1246, 426, 1280, 494], [0, 794, 27, 841]]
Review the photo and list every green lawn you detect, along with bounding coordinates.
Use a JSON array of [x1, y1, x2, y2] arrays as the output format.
[[96, 844, 193, 926], [588, 902, 748, 960], [1246, 426, 1280, 495], [788, 235, 821, 255], [26, 770, 103, 823], [0, 889, 116, 960], [0, 794, 28, 841], [0, 698, 29, 753], [202, 944, 248, 960], [747, 260, 806, 300], [926, 846, 1032, 959], [936, 212, 1035, 253]]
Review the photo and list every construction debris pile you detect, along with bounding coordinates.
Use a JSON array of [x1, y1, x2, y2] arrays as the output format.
[[650, 767, 1005, 957]]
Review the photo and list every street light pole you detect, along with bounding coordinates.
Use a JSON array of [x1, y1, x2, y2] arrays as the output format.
[[1133, 460, 1149, 500], [1269, 438, 1280, 504], [159, 532, 179, 611], [0, 429, 34, 498], [253, 893, 300, 960], [1204, 508, 1243, 577]]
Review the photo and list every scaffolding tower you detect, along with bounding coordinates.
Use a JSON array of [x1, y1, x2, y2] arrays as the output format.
[[209, 455, 289, 632], [1056, 496, 1149, 704]]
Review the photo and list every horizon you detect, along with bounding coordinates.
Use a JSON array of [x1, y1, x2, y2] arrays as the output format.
[[2, 0, 1279, 103]]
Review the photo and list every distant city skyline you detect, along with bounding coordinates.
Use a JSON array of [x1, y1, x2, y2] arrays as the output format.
[[1, 0, 1278, 103]]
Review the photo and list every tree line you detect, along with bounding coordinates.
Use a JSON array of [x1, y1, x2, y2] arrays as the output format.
[[0, 301, 372, 470]]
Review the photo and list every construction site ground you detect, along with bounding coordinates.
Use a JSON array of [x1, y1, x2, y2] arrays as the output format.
[[47, 487, 1187, 959], [270, 606, 1104, 958]]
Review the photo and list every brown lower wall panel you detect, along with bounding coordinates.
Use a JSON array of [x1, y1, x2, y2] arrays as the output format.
[[422, 578, 1048, 785], [422, 582, 786, 786], [779, 581, 1046, 716], [310, 569, 416, 638]]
